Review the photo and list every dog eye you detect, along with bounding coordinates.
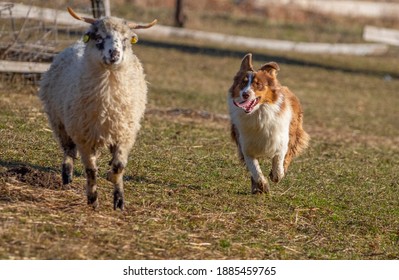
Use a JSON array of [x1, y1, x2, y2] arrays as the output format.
[[256, 82, 263, 89]]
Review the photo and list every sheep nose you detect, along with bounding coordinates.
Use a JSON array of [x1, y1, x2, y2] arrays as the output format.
[[242, 92, 250, 100], [109, 49, 120, 63]]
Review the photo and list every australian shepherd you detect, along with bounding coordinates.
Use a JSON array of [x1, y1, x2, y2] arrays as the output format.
[[228, 53, 309, 194]]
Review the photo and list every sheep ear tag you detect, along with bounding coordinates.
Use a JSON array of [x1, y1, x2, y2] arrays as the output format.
[[131, 35, 138, 44], [83, 34, 90, 43]]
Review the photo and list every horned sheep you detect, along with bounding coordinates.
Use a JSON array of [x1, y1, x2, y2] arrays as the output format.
[[39, 7, 157, 210]]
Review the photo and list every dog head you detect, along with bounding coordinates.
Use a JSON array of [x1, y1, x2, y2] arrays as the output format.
[[229, 53, 280, 114]]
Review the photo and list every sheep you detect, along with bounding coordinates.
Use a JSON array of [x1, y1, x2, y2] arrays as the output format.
[[39, 7, 157, 210]]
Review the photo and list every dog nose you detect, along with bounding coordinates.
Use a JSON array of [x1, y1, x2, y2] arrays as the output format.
[[242, 92, 250, 100]]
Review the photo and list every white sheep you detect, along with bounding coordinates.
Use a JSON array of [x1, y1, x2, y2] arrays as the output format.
[[39, 7, 157, 210]]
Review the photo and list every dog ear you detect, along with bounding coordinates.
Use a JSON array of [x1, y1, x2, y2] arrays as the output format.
[[239, 53, 254, 72], [260, 62, 280, 78]]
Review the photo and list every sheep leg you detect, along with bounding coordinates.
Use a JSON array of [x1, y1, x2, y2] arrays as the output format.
[[55, 123, 77, 185], [80, 149, 99, 209], [61, 141, 77, 185], [107, 144, 129, 210]]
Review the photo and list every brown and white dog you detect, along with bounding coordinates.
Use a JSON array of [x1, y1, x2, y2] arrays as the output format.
[[228, 53, 309, 194]]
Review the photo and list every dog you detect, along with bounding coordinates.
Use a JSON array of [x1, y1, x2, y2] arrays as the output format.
[[228, 53, 309, 194]]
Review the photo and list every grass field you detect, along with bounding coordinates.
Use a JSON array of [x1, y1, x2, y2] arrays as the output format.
[[0, 2, 399, 259]]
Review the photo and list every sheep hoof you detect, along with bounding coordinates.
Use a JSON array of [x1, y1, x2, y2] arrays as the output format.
[[113, 190, 124, 210], [62, 163, 73, 185], [87, 191, 99, 209], [62, 174, 72, 185]]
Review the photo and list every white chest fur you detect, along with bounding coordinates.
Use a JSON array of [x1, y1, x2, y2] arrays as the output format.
[[230, 99, 292, 159]]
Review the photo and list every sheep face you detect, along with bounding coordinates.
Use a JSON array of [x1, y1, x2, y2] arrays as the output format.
[[67, 7, 156, 68], [84, 19, 138, 66]]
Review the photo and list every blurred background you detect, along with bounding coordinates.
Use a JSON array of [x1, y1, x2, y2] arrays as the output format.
[[1, 0, 399, 80]]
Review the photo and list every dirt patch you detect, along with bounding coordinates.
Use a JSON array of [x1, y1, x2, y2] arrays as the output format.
[[0, 165, 61, 189]]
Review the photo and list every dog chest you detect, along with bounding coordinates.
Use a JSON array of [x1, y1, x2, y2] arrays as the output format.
[[235, 104, 292, 158]]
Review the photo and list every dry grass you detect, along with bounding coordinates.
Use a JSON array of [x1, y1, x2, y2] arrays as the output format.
[[0, 88, 398, 259]]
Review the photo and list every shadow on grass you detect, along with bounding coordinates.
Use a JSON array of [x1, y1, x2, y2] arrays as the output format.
[[141, 39, 399, 79], [0, 160, 58, 173], [0, 160, 62, 189], [0, 160, 198, 192], [0, 160, 84, 178]]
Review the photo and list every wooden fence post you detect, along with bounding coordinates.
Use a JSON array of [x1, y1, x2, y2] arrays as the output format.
[[91, 0, 111, 18], [175, 0, 185, 28]]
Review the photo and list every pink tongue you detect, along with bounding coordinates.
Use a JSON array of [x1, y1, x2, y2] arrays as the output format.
[[234, 99, 252, 109]]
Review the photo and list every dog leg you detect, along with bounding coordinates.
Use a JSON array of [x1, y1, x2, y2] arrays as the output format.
[[283, 149, 295, 174], [270, 153, 285, 183], [244, 155, 270, 194]]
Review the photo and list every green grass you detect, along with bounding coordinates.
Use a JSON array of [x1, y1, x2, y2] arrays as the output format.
[[0, 2, 399, 260]]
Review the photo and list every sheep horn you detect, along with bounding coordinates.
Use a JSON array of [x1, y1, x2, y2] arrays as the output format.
[[67, 7, 97, 24], [128, 19, 158, 29]]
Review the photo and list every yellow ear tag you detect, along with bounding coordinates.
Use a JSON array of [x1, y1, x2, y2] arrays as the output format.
[[131, 36, 138, 44], [83, 34, 90, 43]]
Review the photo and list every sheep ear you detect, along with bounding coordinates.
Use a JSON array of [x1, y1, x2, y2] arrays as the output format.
[[260, 62, 280, 78], [128, 19, 158, 29], [67, 7, 97, 24], [239, 53, 254, 72]]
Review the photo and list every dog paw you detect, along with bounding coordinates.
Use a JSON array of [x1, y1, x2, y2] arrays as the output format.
[[251, 177, 270, 194], [269, 170, 284, 183]]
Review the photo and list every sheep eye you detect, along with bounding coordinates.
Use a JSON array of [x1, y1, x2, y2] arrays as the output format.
[[92, 34, 105, 50], [93, 35, 103, 44]]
